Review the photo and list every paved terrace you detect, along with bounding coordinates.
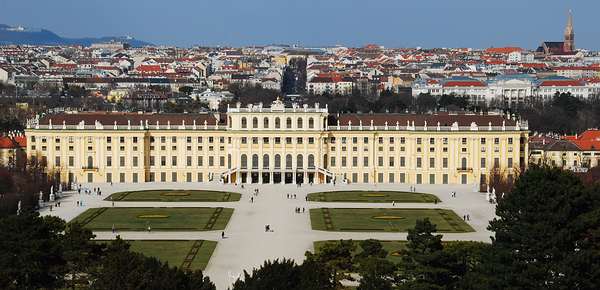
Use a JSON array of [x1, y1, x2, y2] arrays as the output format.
[[41, 182, 496, 290]]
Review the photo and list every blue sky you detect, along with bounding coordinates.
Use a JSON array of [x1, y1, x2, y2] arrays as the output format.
[[0, 0, 596, 49]]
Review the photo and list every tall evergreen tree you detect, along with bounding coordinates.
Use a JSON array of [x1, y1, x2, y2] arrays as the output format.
[[484, 166, 600, 289]]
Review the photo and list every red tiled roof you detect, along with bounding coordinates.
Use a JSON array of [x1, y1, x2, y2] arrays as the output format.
[[443, 81, 486, 87], [539, 80, 584, 87], [0, 136, 25, 149]]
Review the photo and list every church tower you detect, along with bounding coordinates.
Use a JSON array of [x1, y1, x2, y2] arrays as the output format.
[[564, 9, 575, 53]]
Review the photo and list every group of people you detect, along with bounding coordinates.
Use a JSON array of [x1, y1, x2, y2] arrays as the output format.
[[409, 186, 417, 192], [286, 194, 297, 199], [264, 224, 272, 232], [463, 214, 470, 221], [77, 186, 102, 196], [294, 207, 305, 213], [450, 191, 457, 198]]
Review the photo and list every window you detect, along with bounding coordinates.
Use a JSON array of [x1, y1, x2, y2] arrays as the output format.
[[461, 157, 467, 169], [252, 117, 258, 128], [161, 156, 166, 166], [209, 156, 214, 166], [308, 154, 315, 168], [429, 157, 435, 168], [341, 157, 347, 167], [308, 118, 314, 129], [429, 138, 435, 145], [443, 157, 448, 168], [150, 156, 155, 166], [106, 156, 112, 167], [55, 156, 60, 167], [508, 157, 513, 168], [494, 138, 500, 145], [481, 158, 486, 168], [297, 154, 303, 168], [363, 156, 369, 167], [241, 117, 247, 128], [416, 157, 422, 168], [429, 174, 435, 184], [330, 156, 336, 167], [263, 117, 269, 129], [69, 156, 74, 167], [274, 154, 281, 169], [172, 156, 177, 166], [286, 118, 292, 129], [263, 154, 269, 169], [389, 157, 394, 167], [480, 138, 486, 144], [363, 173, 369, 183], [416, 138, 422, 145], [352, 157, 358, 167], [443, 174, 448, 184], [416, 174, 422, 184], [87, 156, 94, 168], [198, 156, 203, 166], [241, 154, 248, 169], [120, 173, 125, 183], [132, 156, 138, 167], [388, 173, 394, 183], [462, 138, 467, 145], [172, 172, 177, 182], [297, 118, 303, 129], [400, 156, 406, 167], [187, 156, 192, 166], [378, 156, 384, 166], [275, 117, 281, 129]]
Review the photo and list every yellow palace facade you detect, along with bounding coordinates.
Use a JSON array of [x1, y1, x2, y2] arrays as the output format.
[[25, 99, 529, 186]]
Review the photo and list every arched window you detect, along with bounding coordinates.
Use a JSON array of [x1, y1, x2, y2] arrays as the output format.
[[87, 156, 93, 168], [275, 117, 281, 129], [263, 117, 269, 129], [308, 154, 315, 168], [286, 117, 292, 129], [274, 154, 281, 169], [252, 117, 258, 129], [252, 154, 259, 169], [308, 117, 314, 129], [461, 157, 467, 169], [297, 118, 303, 129], [263, 154, 269, 169], [241, 154, 247, 169], [241, 117, 247, 129], [286, 154, 293, 169], [297, 154, 303, 169]]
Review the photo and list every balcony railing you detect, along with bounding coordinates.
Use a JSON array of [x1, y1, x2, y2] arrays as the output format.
[[456, 167, 473, 172]]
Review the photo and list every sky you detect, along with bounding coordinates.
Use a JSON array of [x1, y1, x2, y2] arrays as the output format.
[[0, 0, 597, 49]]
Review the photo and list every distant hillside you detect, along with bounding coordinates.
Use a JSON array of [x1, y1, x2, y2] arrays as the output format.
[[0, 24, 152, 47]]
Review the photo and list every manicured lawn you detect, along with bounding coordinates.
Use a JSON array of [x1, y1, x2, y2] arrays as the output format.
[[310, 208, 474, 233], [105, 190, 241, 202], [96, 240, 217, 270], [314, 240, 407, 264], [306, 190, 440, 203], [72, 207, 233, 231]]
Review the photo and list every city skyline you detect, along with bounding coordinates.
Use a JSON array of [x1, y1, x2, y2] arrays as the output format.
[[1, 0, 597, 49]]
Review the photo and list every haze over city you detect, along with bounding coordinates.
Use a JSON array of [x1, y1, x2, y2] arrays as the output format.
[[0, 0, 598, 49]]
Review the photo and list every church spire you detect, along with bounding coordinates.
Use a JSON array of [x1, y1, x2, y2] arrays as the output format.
[[564, 9, 575, 52]]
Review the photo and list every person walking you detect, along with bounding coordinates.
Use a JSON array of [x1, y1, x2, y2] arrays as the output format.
[[467, 214, 470, 221], [221, 231, 225, 239]]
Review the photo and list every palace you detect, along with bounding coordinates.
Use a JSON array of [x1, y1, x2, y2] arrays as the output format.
[[25, 99, 529, 186]]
